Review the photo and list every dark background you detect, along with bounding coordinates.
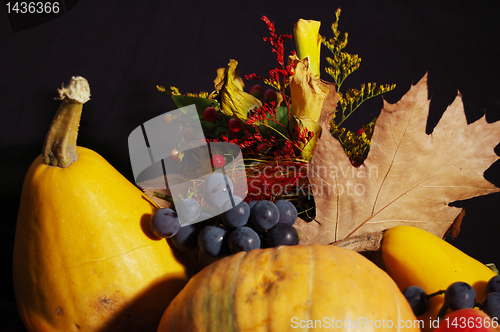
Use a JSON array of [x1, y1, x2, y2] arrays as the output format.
[[1, 0, 500, 330]]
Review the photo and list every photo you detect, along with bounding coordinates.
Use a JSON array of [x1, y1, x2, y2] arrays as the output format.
[[1, 0, 499, 331]]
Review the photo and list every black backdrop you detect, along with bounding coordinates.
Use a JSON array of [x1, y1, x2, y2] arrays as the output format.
[[1, 0, 500, 324]]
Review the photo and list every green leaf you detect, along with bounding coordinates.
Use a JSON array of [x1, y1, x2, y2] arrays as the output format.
[[213, 125, 229, 138], [257, 105, 290, 139], [269, 105, 290, 137], [274, 106, 290, 130]]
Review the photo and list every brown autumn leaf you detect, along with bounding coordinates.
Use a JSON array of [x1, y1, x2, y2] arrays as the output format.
[[295, 74, 500, 245]]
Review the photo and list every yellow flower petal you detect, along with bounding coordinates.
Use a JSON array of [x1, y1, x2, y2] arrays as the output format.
[[294, 19, 322, 78]]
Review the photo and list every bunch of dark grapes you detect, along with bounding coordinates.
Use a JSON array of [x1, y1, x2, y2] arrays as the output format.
[[402, 275, 500, 321], [148, 196, 300, 262]]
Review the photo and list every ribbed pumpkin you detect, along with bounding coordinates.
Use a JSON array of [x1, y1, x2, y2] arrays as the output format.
[[13, 77, 189, 332], [157, 244, 420, 332]]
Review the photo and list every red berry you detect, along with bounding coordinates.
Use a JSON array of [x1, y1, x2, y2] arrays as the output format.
[[264, 89, 277, 103], [351, 160, 362, 167], [171, 148, 180, 162], [183, 127, 194, 141], [228, 118, 242, 133], [249, 85, 264, 99], [211, 154, 225, 168], [203, 107, 217, 122], [356, 128, 365, 136], [163, 113, 174, 125]]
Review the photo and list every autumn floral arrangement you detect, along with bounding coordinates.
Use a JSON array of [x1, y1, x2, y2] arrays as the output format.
[[156, 10, 392, 223], [153, 8, 500, 247]]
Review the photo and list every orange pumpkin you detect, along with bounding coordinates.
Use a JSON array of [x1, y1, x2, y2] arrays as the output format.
[[157, 244, 420, 332]]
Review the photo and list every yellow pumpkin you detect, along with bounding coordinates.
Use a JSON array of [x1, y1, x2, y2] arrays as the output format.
[[13, 77, 189, 332], [157, 244, 420, 332]]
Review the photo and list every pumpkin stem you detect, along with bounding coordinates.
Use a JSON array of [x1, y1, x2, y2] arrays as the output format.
[[332, 231, 385, 269], [42, 77, 91, 167], [332, 230, 384, 252]]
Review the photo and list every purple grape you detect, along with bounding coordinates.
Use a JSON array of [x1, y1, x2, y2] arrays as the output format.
[[219, 196, 243, 215], [482, 292, 500, 320], [176, 198, 201, 224], [486, 275, 500, 294], [149, 208, 181, 238], [248, 200, 258, 210], [198, 225, 229, 257], [445, 281, 476, 311], [274, 200, 298, 225], [250, 200, 279, 230], [202, 172, 234, 209], [402, 286, 429, 316], [228, 227, 261, 254], [170, 224, 200, 251], [221, 200, 250, 228], [267, 223, 299, 247]]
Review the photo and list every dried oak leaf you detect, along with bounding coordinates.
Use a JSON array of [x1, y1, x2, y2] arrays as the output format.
[[295, 74, 500, 245]]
